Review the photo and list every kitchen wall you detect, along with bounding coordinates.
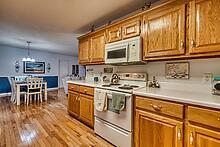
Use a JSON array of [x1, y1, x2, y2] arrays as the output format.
[[86, 58, 220, 93], [0, 45, 85, 85]]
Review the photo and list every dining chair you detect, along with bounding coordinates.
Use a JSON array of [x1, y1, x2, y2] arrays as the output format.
[[26, 78, 43, 105], [9, 77, 27, 104]]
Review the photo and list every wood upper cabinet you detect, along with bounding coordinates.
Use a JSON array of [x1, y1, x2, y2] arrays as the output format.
[[143, 3, 186, 59], [90, 31, 105, 63], [79, 94, 94, 127], [68, 91, 80, 118], [189, 0, 220, 54], [135, 109, 183, 147], [122, 17, 141, 39], [188, 124, 220, 147], [78, 37, 90, 64], [107, 24, 122, 43]]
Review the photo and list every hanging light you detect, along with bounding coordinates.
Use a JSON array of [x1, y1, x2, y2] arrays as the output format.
[[22, 41, 35, 62]]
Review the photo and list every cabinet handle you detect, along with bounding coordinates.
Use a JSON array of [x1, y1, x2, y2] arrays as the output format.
[[177, 128, 181, 141], [191, 40, 195, 48], [117, 31, 120, 37], [150, 104, 162, 112], [180, 40, 184, 49], [189, 132, 194, 145]]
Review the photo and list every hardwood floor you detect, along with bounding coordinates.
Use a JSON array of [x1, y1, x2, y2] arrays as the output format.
[[0, 89, 113, 147]]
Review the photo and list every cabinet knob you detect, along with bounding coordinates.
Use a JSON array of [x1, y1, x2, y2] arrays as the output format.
[[84, 90, 87, 93], [177, 128, 181, 141], [180, 40, 184, 49], [150, 104, 162, 112], [218, 117, 220, 121], [191, 40, 195, 48], [189, 132, 194, 145]]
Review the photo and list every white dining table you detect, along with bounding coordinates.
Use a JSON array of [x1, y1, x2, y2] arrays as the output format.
[[16, 82, 47, 105]]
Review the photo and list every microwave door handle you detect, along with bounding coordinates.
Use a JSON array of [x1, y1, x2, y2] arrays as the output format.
[[127, 43, 129, 62]]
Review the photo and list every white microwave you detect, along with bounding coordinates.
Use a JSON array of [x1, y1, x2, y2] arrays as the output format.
[[105, 36, 142, 64]]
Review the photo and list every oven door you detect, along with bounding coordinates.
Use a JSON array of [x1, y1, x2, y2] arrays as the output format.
[[105, 44, 128, 64], [94, 90, 133, 131]]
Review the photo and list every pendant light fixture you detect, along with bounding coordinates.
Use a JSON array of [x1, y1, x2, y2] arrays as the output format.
[[22, 41, 35, 62]]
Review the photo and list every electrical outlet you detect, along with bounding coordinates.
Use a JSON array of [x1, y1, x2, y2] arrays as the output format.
[[202, 73, 213, 84]]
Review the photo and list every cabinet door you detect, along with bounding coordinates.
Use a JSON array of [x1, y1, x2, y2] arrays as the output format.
[[79, 94, 94, 127], [90, 32, 105, 63], [122, 19, 140, 39], [189, 0, 220, 54], [188, 124, 220, 147], [78, 37, 90, 64], [107, 25, 122, 43], [143, 4, 185, 59], [135, 109, 183, 147], [68, 91, 80, 118]]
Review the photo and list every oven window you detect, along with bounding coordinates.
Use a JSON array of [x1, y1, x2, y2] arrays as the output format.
[[107, 48, 126, 59]]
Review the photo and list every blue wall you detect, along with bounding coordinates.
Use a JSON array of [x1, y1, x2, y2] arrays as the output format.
[[0, 76, 58, 94], [0, 77, 11, 93]]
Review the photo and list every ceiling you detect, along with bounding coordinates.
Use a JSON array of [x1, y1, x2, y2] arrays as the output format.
[[0, 0, 158, 56]]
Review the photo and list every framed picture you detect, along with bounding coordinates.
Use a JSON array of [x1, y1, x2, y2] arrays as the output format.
[[166, 62, 189, 79], [24, 62, 45, 74]]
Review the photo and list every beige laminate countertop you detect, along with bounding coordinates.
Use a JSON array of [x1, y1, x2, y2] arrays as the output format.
[[133, 87, 220, 109], [67, 80, 101, 87]]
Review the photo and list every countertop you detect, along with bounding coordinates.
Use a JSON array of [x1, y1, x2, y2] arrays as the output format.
[[67, 80, 220, 109], [133, 87, 220, 109], [67, 80, 101, 87]]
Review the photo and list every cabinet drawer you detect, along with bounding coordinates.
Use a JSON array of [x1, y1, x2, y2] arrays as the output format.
[[188, 106, 220, 129], [79, 86, 94, 96], [135, 96, 184, 119], [68, 84, 80, 92]]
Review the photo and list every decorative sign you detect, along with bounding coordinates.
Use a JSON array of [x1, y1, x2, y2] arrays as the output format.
[[15, 61, 20, 73], [24, 62, 45, 74], [166, 62, 189, 79]]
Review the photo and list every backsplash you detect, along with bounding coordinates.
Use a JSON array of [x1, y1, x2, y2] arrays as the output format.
[[86, 58, 220, 93]]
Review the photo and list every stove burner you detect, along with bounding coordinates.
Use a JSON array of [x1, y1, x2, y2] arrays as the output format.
[[102, 84, 111, 87], [110, 83, 121, 86], [118, 86, 133, 90], [130, 85, 139, 88]]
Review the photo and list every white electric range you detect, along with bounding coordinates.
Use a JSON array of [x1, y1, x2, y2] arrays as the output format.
[[94, 73, 147, 147]]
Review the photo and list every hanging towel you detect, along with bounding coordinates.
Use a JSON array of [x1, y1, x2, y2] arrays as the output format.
[[111, 92, 126, 112], [94, 89, 107, 111]]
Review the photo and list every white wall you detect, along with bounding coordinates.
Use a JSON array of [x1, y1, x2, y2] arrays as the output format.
[[86, 58, 220, 92], [0, 45, 78, 85]]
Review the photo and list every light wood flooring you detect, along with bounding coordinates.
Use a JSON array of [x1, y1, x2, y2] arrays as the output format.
[[0, 89, 113, 147]]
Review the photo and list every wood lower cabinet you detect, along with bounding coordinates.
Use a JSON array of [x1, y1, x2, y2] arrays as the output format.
[[68, 91, 80, 118], [189, 0, 220, 55], [188, 124, 220, 147], [143, 3, 186, 59], [79, 94, 94, 127], [135, 109, 183, 147], [68, 84, 94, 128], [78, 37, 90, 64], [90, 31, 105, 63]]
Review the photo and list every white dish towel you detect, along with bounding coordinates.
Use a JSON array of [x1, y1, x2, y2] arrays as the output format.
[[94, 89, 107, 111]]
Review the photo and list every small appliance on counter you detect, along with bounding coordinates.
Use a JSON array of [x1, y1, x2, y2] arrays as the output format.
[[213, 76, 220, 95]]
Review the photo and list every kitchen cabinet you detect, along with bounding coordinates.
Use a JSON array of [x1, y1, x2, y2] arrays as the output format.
[[142, 3, 186, 59], [135, 109, 183, 147], [135, 96, 184, 147], [80, 94, 94, 127], [90, 31, 105, 63], [106, 24, 122, 43], [122, 18, 141, 39], [68, 91, 80, 118], [189, 0, 220, 55], [187, 124, 220, 147], [78, 37, 90, 64], [68, 83, 94, 128]]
